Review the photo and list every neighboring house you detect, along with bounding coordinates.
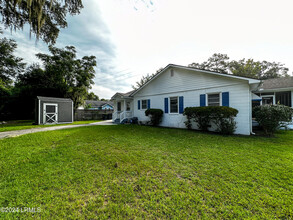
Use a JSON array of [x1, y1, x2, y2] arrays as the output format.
[[78, 100, 114, 110], [252, 77, 293, 107], [111, 64, 261, 135]]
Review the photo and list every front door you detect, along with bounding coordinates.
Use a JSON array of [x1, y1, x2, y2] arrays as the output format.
[[43, 103, 58, 124]]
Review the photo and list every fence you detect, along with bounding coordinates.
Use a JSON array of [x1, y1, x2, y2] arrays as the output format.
[[74, 109, 113, 121]]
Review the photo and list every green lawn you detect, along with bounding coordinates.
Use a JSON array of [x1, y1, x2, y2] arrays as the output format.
[[0, 125, 292, 219], [0, 120, 102, 132]]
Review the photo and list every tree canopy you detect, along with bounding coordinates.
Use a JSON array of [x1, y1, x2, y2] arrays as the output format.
[[188, 53, 290, 79], [0, 0, 83, 44], [189, 53, 230, 74], [86, 92, 99, 101], [35, 45, 96, 109], [0, 32, 26, 87]]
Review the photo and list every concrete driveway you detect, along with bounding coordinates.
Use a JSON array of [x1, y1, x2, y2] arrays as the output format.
[[0, 120, 115, 139]]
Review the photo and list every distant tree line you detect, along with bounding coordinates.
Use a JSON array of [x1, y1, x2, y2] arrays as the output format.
[[188, 53, 289, 80]]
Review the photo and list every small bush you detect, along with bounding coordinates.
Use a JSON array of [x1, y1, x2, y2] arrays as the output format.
[[183, 107, 194, 129], [145, 109, 164, 126], [185, 107, 212, 131], [213, 117, 237, 135], [211, 106, 238, 135], [183, 106, 238, 134], [253, 104, 293, 136]]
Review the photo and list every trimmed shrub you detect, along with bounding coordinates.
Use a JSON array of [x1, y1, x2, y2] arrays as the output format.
[[145, 108, 164, 126], [210, 106, 238, 135], [183, 107, 194, 129], [183, 106, 238, 134], [184, 107, 212, 131], [253, 104, 293, 136]]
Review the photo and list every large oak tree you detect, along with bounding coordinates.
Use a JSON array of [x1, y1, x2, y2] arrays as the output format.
[[0, 0, 83, 44]]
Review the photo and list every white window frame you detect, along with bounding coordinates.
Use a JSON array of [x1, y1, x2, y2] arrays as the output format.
[[169, 96, 179, 114], [141, 99, 148, 110], [207, 93, 221, 106]]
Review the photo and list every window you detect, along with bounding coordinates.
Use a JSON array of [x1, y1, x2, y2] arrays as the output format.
[[170, 97, 178, 113], [141, 100, 147, 109], [262, 96, 273, 105], [126, 102, 131, 111], [117, 102, 121, 111], [276, 91, 292, 107], [208, 93, 220, 106]]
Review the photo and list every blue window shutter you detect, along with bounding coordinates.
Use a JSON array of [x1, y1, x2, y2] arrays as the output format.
[[164, 98, 168, 113], [179, 96, 184, 114], [222, 92, 229, 107], [200, 94, 206, 106], [147, 99, 150, 109], [138, 100, 140, 110]]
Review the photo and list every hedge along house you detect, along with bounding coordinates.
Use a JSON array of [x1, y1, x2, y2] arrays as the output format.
[[111, 64, 261, 135], [35, 96, 74, 125]]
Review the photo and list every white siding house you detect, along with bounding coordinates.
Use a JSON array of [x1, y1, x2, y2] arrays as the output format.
[[111, 64, 260, 135]]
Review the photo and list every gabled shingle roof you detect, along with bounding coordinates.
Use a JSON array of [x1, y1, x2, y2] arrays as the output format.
[[261, 77, 293, 90]]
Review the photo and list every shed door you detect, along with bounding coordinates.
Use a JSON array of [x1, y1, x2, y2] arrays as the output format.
[[43, 103, 58, 124]]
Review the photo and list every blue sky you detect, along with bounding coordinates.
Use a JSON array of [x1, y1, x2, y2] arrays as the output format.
[[2, 0, 293, 99]]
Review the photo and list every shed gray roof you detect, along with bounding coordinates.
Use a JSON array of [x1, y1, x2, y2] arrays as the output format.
[[261, 77, 293, 90], [85, 100, 114, 108], [37, 96, 73, 102]]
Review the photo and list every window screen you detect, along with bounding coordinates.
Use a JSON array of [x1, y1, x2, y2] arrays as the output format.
[[208, 94, 220, 106], [170, 97, 178, 113], [142, 100, 147, 109], [276, 91, 292, 107]]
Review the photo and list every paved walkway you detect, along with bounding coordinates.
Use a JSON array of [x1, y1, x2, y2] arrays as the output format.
[[0, 120, 116, 139]]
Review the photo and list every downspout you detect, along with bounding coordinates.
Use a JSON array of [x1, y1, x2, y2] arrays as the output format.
[[250, 81, 262, 135], [249, 90, 255, 135]]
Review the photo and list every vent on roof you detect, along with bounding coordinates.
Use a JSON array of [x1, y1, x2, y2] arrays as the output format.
[[170, 69, 174, 77]]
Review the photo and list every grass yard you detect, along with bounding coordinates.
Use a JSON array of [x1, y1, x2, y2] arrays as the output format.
[[0, 125, 292, 219], [0, 120, 102, 132]]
